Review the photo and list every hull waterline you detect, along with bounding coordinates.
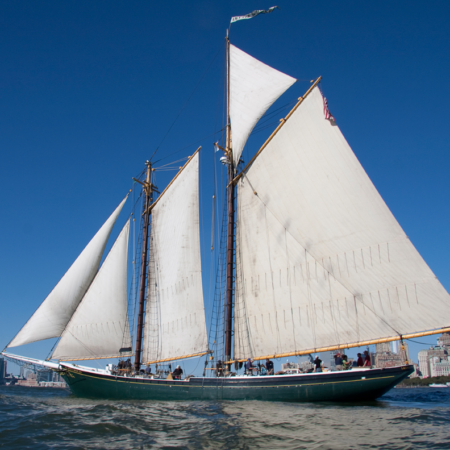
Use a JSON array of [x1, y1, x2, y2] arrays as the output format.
[[60, 364, 414, 402]]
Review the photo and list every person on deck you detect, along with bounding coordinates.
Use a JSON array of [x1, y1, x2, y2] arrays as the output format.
[[172, 365, 183, 380], [363, 350, 371, 367], [216, 360, 224, 377], [314, 356, 322, 373], [145, 365, 151, 376], [265, 358, 274, 375], [334, 353, 343, 371], [342, 353, 351, 370], [245, 358, 255, 375], [356, 353, 364, 367]]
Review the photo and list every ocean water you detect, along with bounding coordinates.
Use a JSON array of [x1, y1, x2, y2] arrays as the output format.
[[1, 386, 450, 449]]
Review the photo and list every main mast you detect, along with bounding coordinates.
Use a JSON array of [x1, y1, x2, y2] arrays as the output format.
[[134, 161, 153, 372], [224, 29, 235, 366]]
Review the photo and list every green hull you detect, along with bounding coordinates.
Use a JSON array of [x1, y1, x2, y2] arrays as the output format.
[[60, 364, 413, 402]]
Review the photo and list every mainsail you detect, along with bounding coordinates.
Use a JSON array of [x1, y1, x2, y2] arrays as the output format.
[[7, 198, 127, 348], [52, 220, 132, 361], [229, 44, 296, 167], [234, 86, 450, 359], [142, 152, 208, 363]]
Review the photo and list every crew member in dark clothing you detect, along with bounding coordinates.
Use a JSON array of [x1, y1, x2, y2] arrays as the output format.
[[172, 365, 183, 380], [245, 358, 255, 375], [334, 353, 343, 370], [314, 356, 322, 372], [356, 353, 364, 367], [363, 350, 371, 367], [265, 358, 274, 375]]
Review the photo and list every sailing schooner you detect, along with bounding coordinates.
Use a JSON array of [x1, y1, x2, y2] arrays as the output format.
[[3, 24, 450, 402]]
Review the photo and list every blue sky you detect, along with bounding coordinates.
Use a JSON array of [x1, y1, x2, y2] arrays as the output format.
[[1, 1, 449, 374]]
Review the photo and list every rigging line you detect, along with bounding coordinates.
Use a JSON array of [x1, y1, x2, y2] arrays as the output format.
[[153, 127, 226, 164], [150, 44, 222, 162], [154, 157, 189, 170], [239, 173, 403, 339], [253, 99, 297, 127], [133, 167, 147, 183], [407, 338, 439, 345], [251, 120, 284, 136]]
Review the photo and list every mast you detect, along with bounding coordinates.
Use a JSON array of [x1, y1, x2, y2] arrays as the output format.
[[134, 161, 153, 371], [224, 29, 235, 366]]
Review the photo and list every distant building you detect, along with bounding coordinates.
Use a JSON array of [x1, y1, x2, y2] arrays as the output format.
[[437, 333, 450, 348], [320, 351, 335, 369], [375, 351, 403, 368], [391, 341, 398, 354], [37, 369, 54, 383], [374, 341, 409, 369], [417, 333, 450, 378], [409, 362, 421, 378], [430, 357, 450, 377], [376, 343, 391, 353], [16, 372, 39, 387]]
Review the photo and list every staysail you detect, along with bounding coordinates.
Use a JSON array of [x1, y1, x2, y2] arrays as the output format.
[[7, 198, 127, 348], [234, 86, 450, 359], [52, 220, 131, 361], [142, 152, 208, 363], [229, 44, 296, 167]]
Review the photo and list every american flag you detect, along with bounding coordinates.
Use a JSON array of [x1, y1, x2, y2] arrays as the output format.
[[323, 96, 335, 122]]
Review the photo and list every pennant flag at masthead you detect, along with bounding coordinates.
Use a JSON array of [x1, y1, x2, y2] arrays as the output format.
[[231, 6, 279, 24]]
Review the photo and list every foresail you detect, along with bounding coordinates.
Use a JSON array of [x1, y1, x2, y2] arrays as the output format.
[[52, 220, 132, 360], [234, 86, 450, 359], [142, 152, 208, 363], [229, 44, 296, 167], [7, 198, 127, 348]]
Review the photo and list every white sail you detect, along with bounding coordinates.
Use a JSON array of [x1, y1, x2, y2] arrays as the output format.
[[229, 44, 296, 167], [142, 152, 208, 363], [7, 198, 127, 348], [234, 86, 450, 359], [52, 220, 131, 360]]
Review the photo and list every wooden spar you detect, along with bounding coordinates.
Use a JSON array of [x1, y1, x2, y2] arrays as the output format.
[[224, 32, 235, 367], [59, 354, 133, 361], [224, 326, 450, 364], [231, 76, 322, 186], [144, 350, 212, 365], [134, 161, 153, 372], [143, 147, 201, 215]]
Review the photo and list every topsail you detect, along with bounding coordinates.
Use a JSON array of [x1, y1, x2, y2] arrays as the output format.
[[229, 44, 296, 167]]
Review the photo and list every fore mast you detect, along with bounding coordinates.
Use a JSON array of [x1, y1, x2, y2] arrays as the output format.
[[134, 160, 154, 372]]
